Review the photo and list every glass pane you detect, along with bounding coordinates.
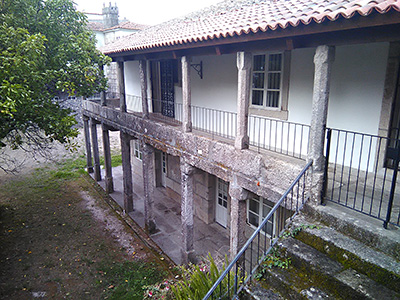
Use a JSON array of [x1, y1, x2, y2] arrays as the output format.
[[218, 198, 222, 205], [266, 91, 279, 108], [253, 55, 265, 71], [223, 200, 227, 208], [268, 73, 281, 90], [263, 205, 272, 218], [252, 90, 264, 106], [252, 73, 264, 89], [249, 212, 259, 227], [268, 53, 282, 71], [249, 199, 259, 214], [263, 222, 273, 235]]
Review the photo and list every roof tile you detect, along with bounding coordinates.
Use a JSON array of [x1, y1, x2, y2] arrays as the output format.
[[102, 0, 400, 54]]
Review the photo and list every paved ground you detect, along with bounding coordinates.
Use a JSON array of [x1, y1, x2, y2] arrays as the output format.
[[93, 166, 230, 265]]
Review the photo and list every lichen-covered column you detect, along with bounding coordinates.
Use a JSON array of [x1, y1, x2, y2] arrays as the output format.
[[235, 52, 252, 150], [182, 56, 192, 132], [120, 132, 133, 213], [102, 124, 114, 194], [83, 116, 93, 173], [308, 45, 335, 203], [142, 142, 156, 233], [117, 61, 126, 112], [139, 59, 149, 119], [229, 179, 248, 261], [90, 118, 101, 181], [180, 160, 195, 263]]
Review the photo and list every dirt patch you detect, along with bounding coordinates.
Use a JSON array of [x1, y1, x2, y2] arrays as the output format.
[[0, 164, 167, 299], [81, 191, 148, 260]]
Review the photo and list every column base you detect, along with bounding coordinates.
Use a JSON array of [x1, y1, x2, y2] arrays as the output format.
[[181, 249, 198, 264], [146, 219, 157, 234], [105, 176, 114, 194]]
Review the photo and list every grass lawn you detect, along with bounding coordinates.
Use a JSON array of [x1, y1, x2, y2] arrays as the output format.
[[0, 157, 171, 299]]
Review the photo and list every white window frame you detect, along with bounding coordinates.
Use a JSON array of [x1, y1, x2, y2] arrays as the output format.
[[249, 51, 291, 120], [134, 140, 142, 161], [247, 195, 276, 238]]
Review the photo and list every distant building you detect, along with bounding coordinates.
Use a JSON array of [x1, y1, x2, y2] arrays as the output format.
[[85, 3, 148, 98]]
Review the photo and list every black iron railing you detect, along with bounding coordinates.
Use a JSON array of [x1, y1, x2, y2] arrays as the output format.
[[323, 128, 400, 228], [192, 105, 237, 140], [249, 116, 310, 160], [203, 161, 313, 299]]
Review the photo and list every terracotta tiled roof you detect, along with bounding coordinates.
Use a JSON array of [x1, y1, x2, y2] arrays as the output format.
[[101, 0, 400, 55], [88, 21, 149, 32], [87, 21, 106, 31], [106, 21, 149, 31]]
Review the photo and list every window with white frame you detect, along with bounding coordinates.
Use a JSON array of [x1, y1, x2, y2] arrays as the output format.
[[247, 195, 275, 237], [251, 53, 283, 109], [134, 140, 142, 160]]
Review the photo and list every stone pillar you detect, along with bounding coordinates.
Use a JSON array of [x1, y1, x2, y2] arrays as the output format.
[[102, 124, 114, 193], [83, 116, 93, 173], [229, 179, 248, 261], [117, 61, 126, 112], [120, 132, 133, 213], [235, 52, 252, 150], [182, 56, 192, 132], [90, 118, 101, 181], [308, 45, 335, 203], [180, 160, 195, 263], [139, 59, 149, 119], [142, 142, 156, 233], [100, 65, 106, 106]]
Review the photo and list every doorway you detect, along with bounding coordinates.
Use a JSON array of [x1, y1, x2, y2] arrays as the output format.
[[216, 178, 229, 228]]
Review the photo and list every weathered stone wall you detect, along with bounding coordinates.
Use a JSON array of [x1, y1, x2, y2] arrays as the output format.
[[82, 101, 305, 205], [193, 170, 216, 225]]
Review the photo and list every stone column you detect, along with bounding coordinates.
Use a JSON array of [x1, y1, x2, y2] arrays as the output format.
[[308, 45, 335, 203], [120, 132, 133, 213], [235, 52, 252, 150], [142, 142, 156, 233], [229, 179, 248, 261], [83, 116, 93, 173], [117, 61, 126, 112], [100, 64, 106, 106], [182, 56, 192, 132], [90, 118, 101, 181], [102, 124, 114, 193], [180, 160, 195, 263], [139, 59, 149, 119]]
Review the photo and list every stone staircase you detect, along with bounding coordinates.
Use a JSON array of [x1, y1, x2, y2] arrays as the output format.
[[246, 202, 400, 299]]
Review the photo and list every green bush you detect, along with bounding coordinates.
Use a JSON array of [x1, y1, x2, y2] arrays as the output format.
[[172, 254, 241, 300]]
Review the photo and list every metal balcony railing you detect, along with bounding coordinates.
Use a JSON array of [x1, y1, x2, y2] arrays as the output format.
[[324, 128, 400, 228], [203, 161, 313, 299]]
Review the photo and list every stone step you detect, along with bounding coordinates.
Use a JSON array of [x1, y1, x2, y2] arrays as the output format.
[[290, 215, 400, 292], [277, 237, 400, 299], [259, 266, 332, 300], [304, 202, 400, 261]]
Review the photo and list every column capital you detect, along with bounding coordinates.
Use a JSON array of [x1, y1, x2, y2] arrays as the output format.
[[180, 160, 195, 176], [314, 45, 335, 65], [237, 51, 252, 70], [229, 181, 248, 201]]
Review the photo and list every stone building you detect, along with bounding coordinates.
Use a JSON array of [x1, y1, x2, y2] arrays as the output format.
[[82, 0, 400, 296]]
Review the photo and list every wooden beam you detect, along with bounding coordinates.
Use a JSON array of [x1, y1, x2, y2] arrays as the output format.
[[215, 46, 222, 55], [286, 39, 294, 50]]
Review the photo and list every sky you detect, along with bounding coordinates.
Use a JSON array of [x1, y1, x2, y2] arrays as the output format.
[[74, 0, 223, 26]]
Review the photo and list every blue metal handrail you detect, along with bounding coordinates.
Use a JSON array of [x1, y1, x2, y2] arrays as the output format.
[[203, 160, 313, 299]]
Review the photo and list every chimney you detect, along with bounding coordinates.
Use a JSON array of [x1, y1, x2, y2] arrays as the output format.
[[102, 2, 119, 28]]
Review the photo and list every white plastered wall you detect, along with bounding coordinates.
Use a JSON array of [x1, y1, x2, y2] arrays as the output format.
[[287, 42, 389, 170], [124, 61, 142, 112]]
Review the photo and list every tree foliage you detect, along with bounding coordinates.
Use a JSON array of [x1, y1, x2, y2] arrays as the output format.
[[0, 0, 110, 150]]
